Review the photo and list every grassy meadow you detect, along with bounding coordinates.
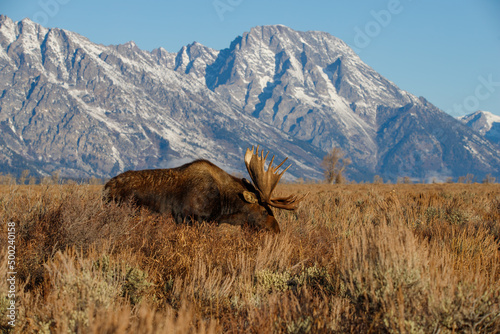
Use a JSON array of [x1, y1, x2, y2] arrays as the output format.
[[0, 182, 499, 333]]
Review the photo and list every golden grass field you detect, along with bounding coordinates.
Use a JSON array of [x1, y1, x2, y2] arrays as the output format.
[[0, 183, 499, 333]]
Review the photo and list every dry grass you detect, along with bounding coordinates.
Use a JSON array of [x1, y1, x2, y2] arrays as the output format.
[[0, 183, 499, 333]]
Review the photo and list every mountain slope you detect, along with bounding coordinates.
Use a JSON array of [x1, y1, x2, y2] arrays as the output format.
[[377, 101, 500, 180], [173, 25, 500, 181], [0, 16, 499, 181], [201, 25, 415, 169], [459, 111, 500, 144], [0, 16, 320, 179]]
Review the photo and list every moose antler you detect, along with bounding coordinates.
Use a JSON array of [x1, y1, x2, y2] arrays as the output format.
[[244, 145, 304, 210]]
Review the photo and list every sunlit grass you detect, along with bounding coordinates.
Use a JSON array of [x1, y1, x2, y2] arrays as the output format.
[[0, 183, 499, 333]]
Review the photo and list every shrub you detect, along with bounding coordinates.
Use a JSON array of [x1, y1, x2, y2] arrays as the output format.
[[0, 183, 498, 332]]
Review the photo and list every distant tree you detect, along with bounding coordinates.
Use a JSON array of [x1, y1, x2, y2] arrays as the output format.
[[446, 177, 454, 184], [321, 147, 351, 184], [396, 176, 412, 184], [51, 170, 61, 185], [19, 170, 30, 185], [482, 174, 496, 184], [465, 173, 475, 184], [0, 173, 16, 185], [458, 174, 475, 184], [41, 176, 51, 185]]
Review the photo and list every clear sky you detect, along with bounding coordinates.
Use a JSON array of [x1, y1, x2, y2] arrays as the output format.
[[2, 0, 499, 116]]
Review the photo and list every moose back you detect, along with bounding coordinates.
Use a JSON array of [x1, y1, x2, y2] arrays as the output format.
[[104, 146, 303, 232]]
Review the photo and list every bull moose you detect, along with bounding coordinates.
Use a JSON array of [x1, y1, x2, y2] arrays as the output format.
[[104, 146, 303, 232]]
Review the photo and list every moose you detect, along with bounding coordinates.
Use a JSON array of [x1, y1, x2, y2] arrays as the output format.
[[104, 146, 303, 232]]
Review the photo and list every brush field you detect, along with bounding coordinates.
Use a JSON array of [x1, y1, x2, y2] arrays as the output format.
[[1, 183, 499, 333]]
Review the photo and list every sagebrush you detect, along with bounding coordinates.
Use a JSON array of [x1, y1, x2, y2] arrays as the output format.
[[0, 183, 499, 333]]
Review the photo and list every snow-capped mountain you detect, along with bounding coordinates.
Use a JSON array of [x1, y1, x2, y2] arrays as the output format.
[[459, 111, 500, 144], [0, 16, 320, 179], [1, 15, 499, 182]]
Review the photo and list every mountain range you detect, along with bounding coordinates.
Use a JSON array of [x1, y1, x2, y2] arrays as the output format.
[[0, 15, 499, 182]]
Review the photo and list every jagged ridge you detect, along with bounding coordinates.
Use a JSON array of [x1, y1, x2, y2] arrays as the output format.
[[1, 15, 499, 181]]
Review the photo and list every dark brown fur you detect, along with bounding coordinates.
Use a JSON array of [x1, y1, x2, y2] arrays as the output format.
[[104, 160, 280, 232]]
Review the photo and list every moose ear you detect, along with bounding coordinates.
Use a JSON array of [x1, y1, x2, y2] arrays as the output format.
[[242, 191, 258, 204]]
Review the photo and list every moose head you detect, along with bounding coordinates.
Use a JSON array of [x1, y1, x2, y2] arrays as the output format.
[[239, 145, 304, 232]]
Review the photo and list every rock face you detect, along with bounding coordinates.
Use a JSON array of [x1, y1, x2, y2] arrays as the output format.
[[1, 16, 499, 182], [459, 111, 500, 145]]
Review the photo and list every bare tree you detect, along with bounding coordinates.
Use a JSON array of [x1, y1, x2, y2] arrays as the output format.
[[321, 147, 351, 184], [51, 170, 61, 185], [19, 170, 30, 185], [482, 174, 496, 184], [458, 174, 475, 184]]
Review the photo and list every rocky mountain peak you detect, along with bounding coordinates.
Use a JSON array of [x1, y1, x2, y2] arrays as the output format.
[[0, 15, 499, 182], [174, 41, 219, 79], [459, 110, 500, 144]]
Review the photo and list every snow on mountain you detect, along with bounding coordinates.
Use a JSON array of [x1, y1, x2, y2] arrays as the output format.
[[459, 111, 500, 144], [1, 15, 499, 181], [0, 15, 320, 180]]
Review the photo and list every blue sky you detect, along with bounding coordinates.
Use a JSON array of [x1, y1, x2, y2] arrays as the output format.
[[2, 0, 499, 116]]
